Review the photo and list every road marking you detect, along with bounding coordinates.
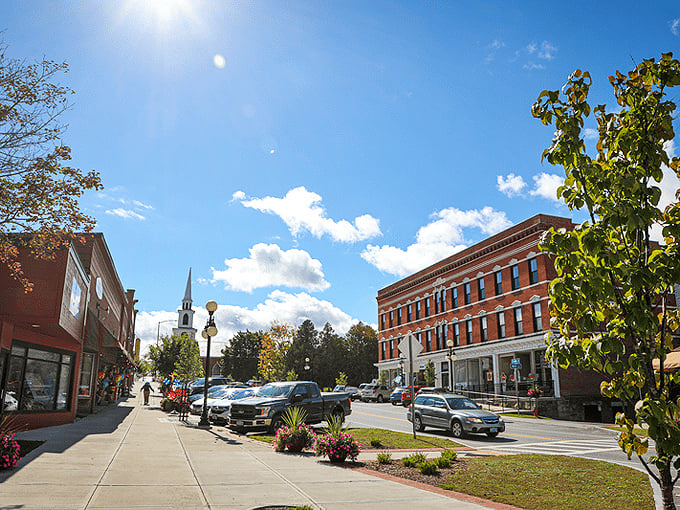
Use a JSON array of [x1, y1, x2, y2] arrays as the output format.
[[479, 438, 620, 456]]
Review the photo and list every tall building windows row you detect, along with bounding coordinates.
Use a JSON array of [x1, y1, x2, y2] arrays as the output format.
[[478, 277, 485, 300], [495, 271, 503, 295], [465, 319, 473, 344], [416, 301, 421, 320], [424, 297, 430, 317], [440, 289, 446, 312], [389, 311, 393, 328], [529, 258, 539, 285], [514, 307, 523, 335], [452, 287, 458, 308], [407, 304, 412, 322], [381, 314, 385, 330], [397, 307, 402, 325], [480, 316, 488, 341], [497, 311, 506, 338], [532, 302, 543, 331], [511, 264, 520, 290], [453, 323, 460, 346], [464, 282, 471, 305], [425, 330, 432, 351]]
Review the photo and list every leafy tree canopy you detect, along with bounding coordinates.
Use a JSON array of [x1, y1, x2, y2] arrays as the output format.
[[0, 40, 102, 291], [148, 334, 204, 381], [533, 53, 680, 509]]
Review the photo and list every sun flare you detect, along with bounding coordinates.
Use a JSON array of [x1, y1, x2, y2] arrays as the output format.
[[120, 0, 202, 35]]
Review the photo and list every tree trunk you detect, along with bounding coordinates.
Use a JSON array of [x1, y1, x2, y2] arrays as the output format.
[[660, 461, 677, 510]]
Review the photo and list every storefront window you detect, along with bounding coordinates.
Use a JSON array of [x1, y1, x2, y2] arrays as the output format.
[[5, 342, 74, 413], [79, 353, 94, 397]]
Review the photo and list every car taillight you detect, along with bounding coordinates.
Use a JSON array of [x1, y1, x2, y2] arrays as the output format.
[[408, 404, 412, 409]]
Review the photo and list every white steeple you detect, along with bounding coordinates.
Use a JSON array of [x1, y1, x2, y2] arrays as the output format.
[[173, 268, 197, 339]]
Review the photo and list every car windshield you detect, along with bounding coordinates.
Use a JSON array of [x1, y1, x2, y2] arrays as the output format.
[[446, 397, 480, 410], [232, 389, 255, 400], [333, 385, 345, 392], [211, 388, 233, 399], [364, 385, 376, 390], [257, 383, 294, 398], [191, 378, 205, 387], [207, 385, 229, 396]]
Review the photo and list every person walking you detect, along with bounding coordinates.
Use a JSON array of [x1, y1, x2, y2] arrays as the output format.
[[141, 381, 153, 405]]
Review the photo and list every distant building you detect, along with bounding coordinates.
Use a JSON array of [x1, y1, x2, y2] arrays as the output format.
[[0, 234, 136, 429], [376, 214, 624, 422], [173, 268, 196, 340]]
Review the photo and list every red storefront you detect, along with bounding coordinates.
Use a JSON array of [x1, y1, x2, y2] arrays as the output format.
[[0, 234, 136, 430]]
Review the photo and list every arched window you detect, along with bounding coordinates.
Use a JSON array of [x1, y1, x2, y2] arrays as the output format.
[[182, 314, 189, 325]]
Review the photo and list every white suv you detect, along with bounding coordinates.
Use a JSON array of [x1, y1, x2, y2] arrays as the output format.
[[360, 384, 391, 403]]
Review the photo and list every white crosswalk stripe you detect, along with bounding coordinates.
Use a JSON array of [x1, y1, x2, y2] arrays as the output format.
[[479, 438, 621, 456]]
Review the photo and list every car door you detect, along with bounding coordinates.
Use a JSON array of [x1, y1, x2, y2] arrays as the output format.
[[420, 396, 436, 426], [430, 397, 449, 429]]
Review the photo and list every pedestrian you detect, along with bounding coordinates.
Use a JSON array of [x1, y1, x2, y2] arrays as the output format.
[[141, 381, 153, 405]]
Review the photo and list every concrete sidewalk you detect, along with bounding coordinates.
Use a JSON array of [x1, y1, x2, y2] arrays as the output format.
[[0, 381, 508, 510]]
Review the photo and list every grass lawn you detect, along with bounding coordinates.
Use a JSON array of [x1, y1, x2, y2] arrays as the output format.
[[249, 427, 463, 449], [438, 454, 654, 510], [604, 426, 649, 437]]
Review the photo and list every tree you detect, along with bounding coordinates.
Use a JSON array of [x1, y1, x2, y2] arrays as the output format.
[[423, 360, 436, 386], [532, 53, 680, 509], [174, 335, 203, 383], [258, 322, 295, 382], [335, 372, 348, 387], [344, 323, 378, 384], [220, 330, 263, 382], [316, 323, 345, 389], [0, 41, 102, 291], [148, 334, 204, 381], [286, 319, 317, 379]]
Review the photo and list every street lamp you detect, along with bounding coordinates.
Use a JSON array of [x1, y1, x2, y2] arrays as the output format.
[[446, 339, 457, 392], [304, 357, 310, 378], [156, 319, 174, 344], [198, 300, 218, 429]]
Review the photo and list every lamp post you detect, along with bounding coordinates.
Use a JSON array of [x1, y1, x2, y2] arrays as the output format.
[[446, 339, 457, 392], [304, 357, 310, 379], [156, 319, 174, 344], [198, 300, 218, 429], [398, 356, 404, 385]]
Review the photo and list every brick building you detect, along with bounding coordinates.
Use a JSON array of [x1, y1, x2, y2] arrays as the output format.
[[375, 214, 620, 421], [0, 234, 136, 429]]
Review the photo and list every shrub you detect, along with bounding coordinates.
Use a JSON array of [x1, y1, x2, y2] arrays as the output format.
[[324, 413, 346, 436], [370, 439, 383, 448], [401, 452, 427, 467], [440, 448, 457, 463], [377, 452, 392, 464], [0, 417, 22, 470], [419, 460, 439, 475], [314, 431, 360, 462]]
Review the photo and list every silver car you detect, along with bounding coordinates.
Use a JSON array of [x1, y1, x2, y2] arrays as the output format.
[[407, 393, 505, 438], [360, 384, 391, 403]]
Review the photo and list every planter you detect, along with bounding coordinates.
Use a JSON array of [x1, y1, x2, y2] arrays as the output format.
[[328, 452, 348, 463]]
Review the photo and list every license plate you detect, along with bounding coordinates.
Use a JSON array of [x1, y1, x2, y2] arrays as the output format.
[[490, 427, 497, 433], [236, 420, 243, 426]]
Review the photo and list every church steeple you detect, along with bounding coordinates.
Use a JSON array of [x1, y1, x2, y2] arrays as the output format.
[[173, 268, 197, 339]]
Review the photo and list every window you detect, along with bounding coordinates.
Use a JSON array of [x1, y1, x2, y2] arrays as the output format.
[[424, 298, 430, 317], [514, 307, 523, 335], [434, 292, 440, 314], [532, 302, 543, 331], [440, 289, 446, 312], [416, 301, 421, 320], [495, 271, 503, 295], [464, 282, 471, 305], [453, 323, 460, 346], [497, 311, 506, 338], [425, 330, 432, 351], [389, 311, 393, 328], [452, 288, 458, 308], [381, 314, 385, 330], [511, 265, 520, 290], [529, 258, 538, 285], [78, 353, 95, 397], [397, 307, 402, 325], [480, 316, 488, 341], [381, 342, 386, 360], [465, 320, 473, 344], [478, 278, 485, 300], [442, 322, 448, 346], [407, 304, 412, 322], [6, 342, 75, 412], [182, 314, 189, 325], [435, 325, 441, 350]]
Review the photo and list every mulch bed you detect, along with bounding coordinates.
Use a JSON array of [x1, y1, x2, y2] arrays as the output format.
[[359, 458, 469, 486]]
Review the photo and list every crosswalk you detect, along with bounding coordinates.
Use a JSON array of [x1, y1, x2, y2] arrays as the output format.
[[477, 438, 622, 456]]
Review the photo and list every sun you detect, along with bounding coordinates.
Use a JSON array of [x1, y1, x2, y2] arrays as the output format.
[[120, 0, 202, 35]]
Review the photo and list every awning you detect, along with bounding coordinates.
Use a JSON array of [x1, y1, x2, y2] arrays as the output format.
[[652, 349, 680, 372]]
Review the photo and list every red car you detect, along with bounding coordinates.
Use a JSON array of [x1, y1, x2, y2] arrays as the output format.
[[399, 385, 422, 406]]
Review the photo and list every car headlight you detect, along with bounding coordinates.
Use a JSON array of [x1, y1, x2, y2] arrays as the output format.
[[497, 417, 504, 423], [466, 417, 483, 424], [255, 406, 271, 417]]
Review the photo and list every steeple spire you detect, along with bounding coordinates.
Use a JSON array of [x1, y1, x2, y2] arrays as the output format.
[[184, 267, 192, 301]]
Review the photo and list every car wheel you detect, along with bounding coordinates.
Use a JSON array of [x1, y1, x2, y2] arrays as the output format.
[[414, 415, 425, 432], [450, 419, 464, 438], [377, 395, 384, 403], [391, 401, 397, 406], [332, 407, 345, 423], [270, 415, 284, 434], [486, 431, 499, 438]]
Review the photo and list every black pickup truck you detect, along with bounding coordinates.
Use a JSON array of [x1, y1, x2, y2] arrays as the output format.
[[229, 381, 352, 434]]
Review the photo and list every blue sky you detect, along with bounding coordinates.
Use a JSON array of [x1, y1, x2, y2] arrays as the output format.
[[2, 1, 679, 355]]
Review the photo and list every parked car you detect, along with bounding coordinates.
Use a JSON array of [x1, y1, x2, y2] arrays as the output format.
[[188, 377, 232, 396], [190, 387, 242, 415], [416, 387, 449, 395], [407, 393, 505, 438], [188, 384, 230, 403], [332, 385, 360, 400], [209, 387, 259, 424], [390, 387, 405, 406], [229, 381, 352, 434], [399, 385, 423, 406], [360, 384, 391, 403]]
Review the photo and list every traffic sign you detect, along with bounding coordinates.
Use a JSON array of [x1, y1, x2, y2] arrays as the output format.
[[398, 334, 423, 363], [510, 358, 522, 370]]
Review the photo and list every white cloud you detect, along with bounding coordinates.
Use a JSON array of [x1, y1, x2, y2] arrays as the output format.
[[361, 207, 512, 276], [583, 128, 598, 140], [236, 187, 381, 242], [105, 208, 146, 220], [652, 140, 680, 241], [530, 173, 564, 202], [133, 200, 154, 210], [210, 243, 330, 293], [670, 18, 680, 36], [527, 43, 537, 54], [538, 41, 557, 60], [497, 173, 527, 197], [135, 292, 358, 356], [524, 63, 545, 71], [490, 39, 505, 50], [231, 190, 246, 201]]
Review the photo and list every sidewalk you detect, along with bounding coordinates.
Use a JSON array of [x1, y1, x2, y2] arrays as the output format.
[[0, 381, 512, 510]]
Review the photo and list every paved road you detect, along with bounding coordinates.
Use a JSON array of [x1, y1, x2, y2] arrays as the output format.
[[347, 401, 638, 470]]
